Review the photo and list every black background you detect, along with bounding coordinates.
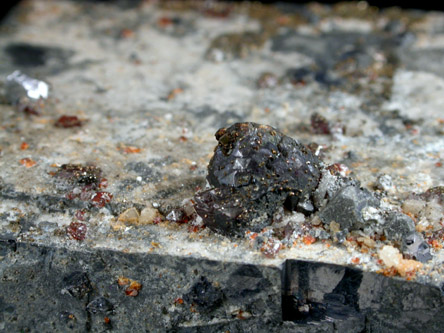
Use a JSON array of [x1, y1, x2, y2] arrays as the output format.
[[1, 1, 444, 23]]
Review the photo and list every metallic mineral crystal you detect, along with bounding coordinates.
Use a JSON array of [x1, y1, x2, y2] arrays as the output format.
[[402, 232, 432, 262], [194, 122, 322, 236], [5, 70, 49, 103], [319, 185, 380, 231]]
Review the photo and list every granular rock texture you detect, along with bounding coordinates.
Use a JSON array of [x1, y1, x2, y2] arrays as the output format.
[[183, 276, 224, 312], [1, 0, 444, 331], [195, 122, 322, 236]]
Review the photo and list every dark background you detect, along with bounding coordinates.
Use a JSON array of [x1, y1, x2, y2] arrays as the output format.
[[2, 0, 444, 23], [259, 0, 444, 10]]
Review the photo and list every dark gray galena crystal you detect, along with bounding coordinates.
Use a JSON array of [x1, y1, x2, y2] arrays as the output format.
[[194, 122, 322, 236]]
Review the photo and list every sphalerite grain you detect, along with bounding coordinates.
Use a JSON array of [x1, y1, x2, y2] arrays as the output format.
[[194, 122, 322, 236]]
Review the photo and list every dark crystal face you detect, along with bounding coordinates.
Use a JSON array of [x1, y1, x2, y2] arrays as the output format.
[[195, 122, 322, 236], [54, 164, 102, 188]]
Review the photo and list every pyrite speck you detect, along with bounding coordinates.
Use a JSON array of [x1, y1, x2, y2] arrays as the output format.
[[194, 122, 322, 236]]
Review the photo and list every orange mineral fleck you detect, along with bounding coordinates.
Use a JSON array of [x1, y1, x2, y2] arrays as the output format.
[[125, 281, 142, 297], [303, 235, 316, 245], [351, 257, 360, 264], [431, 239, 443, 250], [174, 297, 184, 305], [19, 158, 36, 168], [117, 276, 131, 286], [123, 146, 141, 154], [167, 88, 183, 100]]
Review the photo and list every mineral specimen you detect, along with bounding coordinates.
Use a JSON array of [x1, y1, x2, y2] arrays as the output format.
[[53, 164, 102, 190], [5, 70, 49, 115], [319, 185, 380, 230], [380, 212, 431, 262], [54, 115, 84, 128], [66, 221, 87, 241], [5, 70, 49, 102], [194, 122, 433, 263], [194, 122, 322, 236], [402, 232, 432, 262], [384, 212, 416, 242]]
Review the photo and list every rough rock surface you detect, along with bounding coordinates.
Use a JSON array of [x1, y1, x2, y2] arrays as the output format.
[[1, 0, 444, 331]]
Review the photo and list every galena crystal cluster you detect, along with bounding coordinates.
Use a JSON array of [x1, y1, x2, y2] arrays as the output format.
[[194, 122, 431, 262], [194, 122, 322, 236]]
